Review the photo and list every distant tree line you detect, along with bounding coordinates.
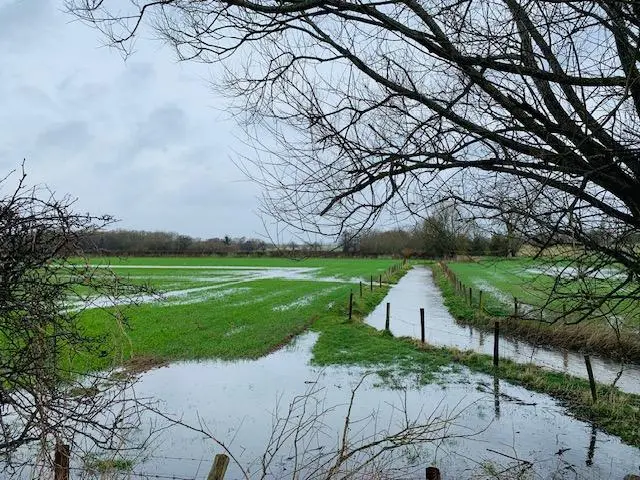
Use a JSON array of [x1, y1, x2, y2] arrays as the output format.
[[80, 214, 524, 258], [80, 230, 269, 256], [345, 222, 516, 258]]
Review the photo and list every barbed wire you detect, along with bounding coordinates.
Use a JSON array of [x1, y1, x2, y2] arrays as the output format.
[[20, 463, 201, 480]]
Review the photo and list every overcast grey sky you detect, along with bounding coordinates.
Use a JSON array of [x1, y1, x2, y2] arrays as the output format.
[[0, 0, 263, 239]]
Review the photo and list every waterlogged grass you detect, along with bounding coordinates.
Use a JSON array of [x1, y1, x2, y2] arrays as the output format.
[[79, 256, 397, 280], [70, 258, 402, 372], [446, 258, 557, 316], [445, 257, 640, 324], [68, 257, 639, 447], [74, 279, 353, 372], [311, 277, 454, 385], [432, 263, 640, 360], [83, 455, 134, 474]]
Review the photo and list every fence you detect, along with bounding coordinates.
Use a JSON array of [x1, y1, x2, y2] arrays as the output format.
[[433, 262, 605, 399], [438, 261, 567, 322], [348, 261, 406, 318], [52, 448, 446, 480]]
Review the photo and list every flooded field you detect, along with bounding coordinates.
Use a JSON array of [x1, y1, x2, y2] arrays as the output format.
[[365, 266, 640, 395], [70, 258, 400, 371], [101, 333, 640, 479], [13, 259, 639, 479]]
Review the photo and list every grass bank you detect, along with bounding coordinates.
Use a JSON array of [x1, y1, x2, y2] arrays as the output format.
[[433, 262, 640, 361], [309, 274, 640, 448]]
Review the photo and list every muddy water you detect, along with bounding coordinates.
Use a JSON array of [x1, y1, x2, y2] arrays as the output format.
[[365, 266, 640, 395], [114, 333, 640, 479]]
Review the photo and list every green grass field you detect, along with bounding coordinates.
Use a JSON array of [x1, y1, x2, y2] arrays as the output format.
[[75, 256, 396, 278], [446, 258, 554, 316], [70, 257, 400, 372], [435, 258, 640, 361], [445, 257, 639, 324]]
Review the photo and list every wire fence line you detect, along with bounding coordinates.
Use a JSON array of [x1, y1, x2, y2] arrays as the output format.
[[378, 263, 625, 387]]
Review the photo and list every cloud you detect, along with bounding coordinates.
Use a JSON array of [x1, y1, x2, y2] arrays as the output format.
[[0, 0, 51, 44], [36, 120, 92, 150], [0, 0, 265, 239], [132, 104, 188, 151]]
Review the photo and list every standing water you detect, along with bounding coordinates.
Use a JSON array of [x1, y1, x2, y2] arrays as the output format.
[[77, 333, 640, 479], [365, 266, 640, 395]]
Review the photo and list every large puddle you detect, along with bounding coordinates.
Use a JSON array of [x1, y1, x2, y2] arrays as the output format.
[[78, 332, 639, 480], [365, 266, 640, 395]]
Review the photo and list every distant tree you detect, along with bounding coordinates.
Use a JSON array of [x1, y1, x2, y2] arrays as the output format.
[[176, 234, 193, 253], [359, 228, 417, 255], [488, 234, 510, 257], [421, 203, 470, 258], [469, 234, 490, 256], [340, 230, 360, 254]]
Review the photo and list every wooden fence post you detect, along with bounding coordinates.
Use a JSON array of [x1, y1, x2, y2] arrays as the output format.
[[370, 275, 373, 291], [420, 308, 425, 344], [359, 281, 363, 298], [479, 290, 483, 311], [54, 444, 70, 480], [208, 453, 230, 480], [426, 466, 441, 480], [584, 355, 597, 403], [514, 297, 518, 317], [348, 291, 354, 320], [493, 322, 500, 368], [385, 302, 391, 331], [469, 287, 473, 305], [379, 274, 382, 287]]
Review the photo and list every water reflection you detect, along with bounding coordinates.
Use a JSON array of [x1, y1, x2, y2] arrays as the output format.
[[587, 424, 597, 467], [118, 333, 640, 480], [493, 375, 501, 419]]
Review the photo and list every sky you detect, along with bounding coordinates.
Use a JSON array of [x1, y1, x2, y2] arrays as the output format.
[[0, 0, 264, 239]]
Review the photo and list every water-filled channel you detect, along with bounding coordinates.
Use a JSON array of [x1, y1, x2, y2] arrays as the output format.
[[365, 266, 640, 395]]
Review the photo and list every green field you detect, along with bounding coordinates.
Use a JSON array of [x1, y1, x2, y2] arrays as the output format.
[[71, 257, 400, 372], [445, 257, 639, 323], [446, 258, 556, 316], [435, 258, 640, 361]]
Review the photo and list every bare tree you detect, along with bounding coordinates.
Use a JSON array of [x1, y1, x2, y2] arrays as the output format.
[[0, 167, 153, 475], [145, 372, 477, 480], [67, 0, 640, 322], [257, 374, 474, 479]]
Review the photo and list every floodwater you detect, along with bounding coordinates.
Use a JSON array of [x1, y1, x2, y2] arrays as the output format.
[[365, 266, 640, 395], [526, 266, 623, 280], [100, 333, 640, 479], [71, 266, 360, 310]]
